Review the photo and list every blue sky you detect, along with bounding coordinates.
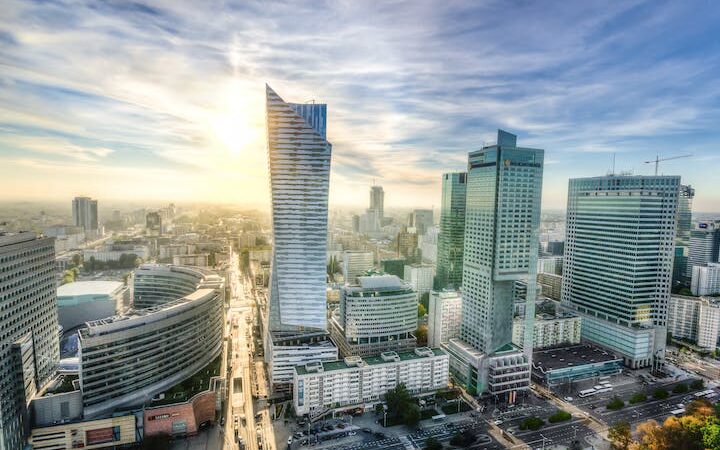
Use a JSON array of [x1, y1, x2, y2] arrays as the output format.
[[1, 0, 719, 211]]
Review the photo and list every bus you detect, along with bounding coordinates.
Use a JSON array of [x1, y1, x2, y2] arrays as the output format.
[[432, 414, 447, 422], [599, 376, 611, 383], [578, 389, 597, 398], [671, 408, 686, 417]]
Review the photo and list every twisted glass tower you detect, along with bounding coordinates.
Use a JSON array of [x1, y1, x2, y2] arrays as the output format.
[[266, 85, 332, 332]]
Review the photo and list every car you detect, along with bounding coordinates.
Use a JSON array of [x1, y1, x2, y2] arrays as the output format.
[[493, 420, 503, 425], [362, 428, 371, 433], [287, 438, 293, 445], [348, 431, 357, 436], [565, 396, 574, 402], [337, 423, 346, 429]]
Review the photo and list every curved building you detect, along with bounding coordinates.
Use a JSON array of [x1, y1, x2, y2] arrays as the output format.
[[330, 275, 417, 357], [79, 265, 224, 418], [133, 263, 223, 308], [57, 281, 128, 331]]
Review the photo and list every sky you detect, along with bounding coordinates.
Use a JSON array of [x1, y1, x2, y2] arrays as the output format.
[[1, 0, 719, 212]]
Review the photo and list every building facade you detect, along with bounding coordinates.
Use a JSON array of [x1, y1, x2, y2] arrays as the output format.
[[369, 185, 384, 222], [428, 290, 462, 348], [403, 263, 434, 300], [688, 222, 720, 276], [72, 197, 98, 232], [293, 348, 449, 416], [411, 209, 434, 236], [673, 185, 695, 286], [29, 414, 137, 450], [57, 281, 128, 331], [435, 172, 467, 290], [692, 263, 720, 296], [512, 312, 581, 350], [342, 251, 374, 285], [537, 272, 562, 301], [668, 295, 720, 350], [0, 233, 60, 450], [561, 175, 679, 369], [133, 263, 223, 309], [330, 275, 417, 357]]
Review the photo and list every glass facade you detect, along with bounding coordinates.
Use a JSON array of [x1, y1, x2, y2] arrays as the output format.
[[435, 172, 466, 290]]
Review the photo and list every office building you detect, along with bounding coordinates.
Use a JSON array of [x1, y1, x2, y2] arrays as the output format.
[[537, 256, 563, 276], [667, 295, 720, 351], [688, 221, 720, 275], [673, 185, 695, 285], [447, 130, 543, 399], [537, 272, 562, 301], [435, 172, 467, 290], [404, 263, 434, 300], [532, 344, 623, 387], [691, 263, 720, 296], [512, 312, 581, 349], [293, 348, 449, 416], [133, 264, 223, 309], [351, 215, 360, 233], [146, 211, 162, 236], [264, 85, 338, 388], [359, 209, 380, 234], [428, 290, 462, 348], [369, 185, 384, 221], [56, 281, 128, 332], [330, 275, 417, 357], [397, 228, 419, 262], [342, 251, 374, 285], [410, 209, 434, 236], [561, 175, 680, 369], [72, 197, 98, 232], [381, 258, 405, 278], [0, 232, 59, 450], [29, 415, 137, 450]]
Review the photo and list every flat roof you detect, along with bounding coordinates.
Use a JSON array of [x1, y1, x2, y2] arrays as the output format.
[[295, 348, 446, 375], [357, 275, 404, 289], [533, 344, 621, 372], [57, 281, 124, 297]]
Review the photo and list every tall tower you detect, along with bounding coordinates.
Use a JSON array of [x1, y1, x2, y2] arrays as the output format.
[[266, 85, 331, 332], [0, 233, 59, 449], [72, 196, 98, 231], [370, 185, 384, 221], [561, 175, 680, 369], [435, 172, 467, 290], [673, 185, 694, 286]]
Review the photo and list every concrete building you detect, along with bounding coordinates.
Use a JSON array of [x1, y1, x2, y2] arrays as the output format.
[[403, 263, 434, 301], [428, 290, 462, 348], [342, 251, 374, 285], [419, 226, 439, 264], [692, 263, 720, 296], [330, 275, 417, 357], [561, 175, 680, 369], [537, 272, 562, 301], [82, 244, 149, 263], [172, 253, 210, 267], [447, 130, 543, 400], [146, 211, 162, 236], [688, 221, 720, 276], [435, 172, 467, 290], [512, 312, 581, 350], [538, 256, 563, 276], [29, 414, 137, 450], [668, 295, 720, 350], [72, 197, 98, 232], [369, 185, 384, 222], [381, 258, 406, 278], [673, 185, 695, 286], [133, 263, 224, 309], [265, 85, 338, 388], [410, 209, 434, 236], [397, 228, 419, 263], [532, 344, 623, 387], [0, 232, 59, 450], [293, 348, 449, 416], [56, 281, 128, 331]]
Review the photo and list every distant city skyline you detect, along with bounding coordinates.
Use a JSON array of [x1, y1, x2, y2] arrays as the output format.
[[1, 2, 720, 212]]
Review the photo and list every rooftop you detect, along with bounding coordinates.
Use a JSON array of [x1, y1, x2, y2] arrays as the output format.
[[357, 274, 404, 289], [295, 347, 445, 375], [533, 344, 621, 372], [57, 280, 125, 297]]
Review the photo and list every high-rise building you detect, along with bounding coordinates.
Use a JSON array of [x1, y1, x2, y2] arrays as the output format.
[[403, 263, 435, 301], [688, 221, 720, 275], [673, 185, 695, 285], [412, 209, 434, 236], [341, 251, 374, 285], [146, 211, 162, 235], [264, 85, 337, 389], [435, 172, 467, 290], [397, 227, 419, 262], [446, 130, 543, 399], [691, 263, 720, 296], [561, 175, 679, 369], [369, 185, 384, 221], [0, 232, 59, 450], [511, 312, 581, 350], [419, 226, 439, 263], [668, 295, 720, 351], [428, 290, 462, 348], [72, 196, 98, 231], [381, 258, 406, 278]]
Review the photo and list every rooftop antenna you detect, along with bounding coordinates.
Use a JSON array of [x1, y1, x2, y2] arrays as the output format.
[[607, 153, 616, 176], [643, 154, 692, 176]]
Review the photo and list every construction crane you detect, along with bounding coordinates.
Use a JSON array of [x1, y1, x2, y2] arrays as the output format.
[[644, 154, 691, 176]]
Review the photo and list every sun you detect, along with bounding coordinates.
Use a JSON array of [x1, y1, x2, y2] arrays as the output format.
[[209, 79, 264, 155]]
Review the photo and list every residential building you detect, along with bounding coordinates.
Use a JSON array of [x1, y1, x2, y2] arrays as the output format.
[[667, 295, 720, 350], [342, 251, 374, 285], [448, 130, 544, 399], [264, 85, 338, 388], [561, 175, 680, 369], [692, 263, 720, 296], [293, 348, 449, 416], [435, 172, 467, 290], [57, 281, 128, 331], [404, 263, 434, 300], [428, 290, 462, 348], [172, 253, 209, 267], [0, 232, 59, 450], [330, 275, 417, 357], [512, 312, 581, 349], [673, 185, 695, 285], [72, 196, 98, 232], [537, 256, 563, 275], [537, 272, 562, 301]]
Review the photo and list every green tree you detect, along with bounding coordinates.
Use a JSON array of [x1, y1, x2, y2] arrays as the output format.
[[71, 253, 82, 267], [402, 403, 421, 427], [607, 397, 625, 411], [653, 388, 669, 400], [415, 325, 428, 346], [418, 303, 427, 317], [385, 383, 413, 420], [690, 379, 705, 390], [519, 417, 544, 431], [608, 421, 633, 450], [548, 410, 572, 423], [674, 383, 689, 394], [424, 436, 443, 450], [629, 393, 648, 404]]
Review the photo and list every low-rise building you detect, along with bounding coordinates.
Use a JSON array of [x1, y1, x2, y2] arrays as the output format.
[[29, 415, 137, 450], [57, 281, 129, 331], [427, 290, 462, 348], [537, 272, 562, 301], [512, 311, 581, 349], [532, 344, 623, 387], [341, 251, 374, 285], [172, 253, 210, 267], [293, 348, 449, 416], [668, 295, 720, 350]]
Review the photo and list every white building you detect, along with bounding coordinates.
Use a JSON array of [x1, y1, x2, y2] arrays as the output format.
[[691, 263, 720, 296], [537, 256, 563, 275], [57, 281, 128, 331], [428, 290, 462, 348], [172, 253, 209, 267], [668, 295, 720, 351], [83, 246, 149, 262], [293, 348, 449, 416], [403, 263, 434, 300], [342, 251, 374, 285], [512, 312, 581, 349], [419, 226, 439, 264], [266, 338, 338, 387]]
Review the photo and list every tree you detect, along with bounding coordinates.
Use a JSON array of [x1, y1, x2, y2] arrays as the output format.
[[629, 393, 648, 404], [402, 403, 421, 427], [653, 388, 669, 400], [519, 417, 544, 431], [385, 383, 413, 420], [674, 383, 689, 394], [548, 410, 572, 423], [424, 437, 443, 450], [690, 379, 705, 390], [418, 303, 427, 317], [415, 325, 428, 346], [449, 430, 475, 447], [71, 253, 83, 267], [608, 421, 633, 450], [375, 403, 385, 415], [607, 397, 625, 411]]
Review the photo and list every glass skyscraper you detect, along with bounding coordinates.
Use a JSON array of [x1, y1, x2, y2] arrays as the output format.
[[561, 175, 680, 369], [435, 172, 466, 290], [673, 184, 694, 286]]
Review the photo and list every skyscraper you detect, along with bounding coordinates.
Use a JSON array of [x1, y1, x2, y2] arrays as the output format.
[[561, 175, 680, 369], [72, 196, 98, 231], [435, 172, 467, 290], [412, 209, 434, 235], [0, 232, 59, 449], [688, 221, 720, 274], [446, 130, 543, 399], [264, 85, 338, 390], [370, 185, 384, 221], [673, 185, 695, 286]]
